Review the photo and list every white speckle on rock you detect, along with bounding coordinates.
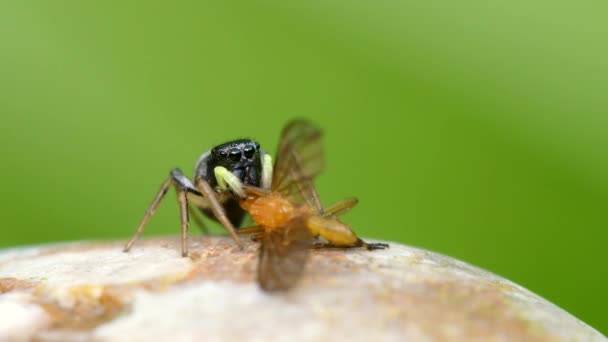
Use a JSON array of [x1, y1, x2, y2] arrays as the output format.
[[0, 243, 192, 287], [0, 292, 48, 342], [95, 282, 332, 342]]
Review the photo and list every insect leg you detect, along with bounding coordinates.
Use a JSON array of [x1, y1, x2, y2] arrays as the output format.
[[251, 233, 264, 242], [312, 239, 389, 251], [236, 225, 264, 235], [322, 197, 359, 217], [195, 177, 244, 249], [241, 185, 271, 197]]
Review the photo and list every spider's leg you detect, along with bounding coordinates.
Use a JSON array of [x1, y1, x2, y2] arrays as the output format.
[[195, 177, 244, 249], [177, 187, 189, 256], [124, 168, 200, 256]]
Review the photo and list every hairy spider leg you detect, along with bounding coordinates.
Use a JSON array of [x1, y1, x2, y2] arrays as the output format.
[[195, 177, 243, 249]]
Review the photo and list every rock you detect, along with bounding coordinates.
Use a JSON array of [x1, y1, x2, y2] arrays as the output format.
[[0, 236, 604, 342]]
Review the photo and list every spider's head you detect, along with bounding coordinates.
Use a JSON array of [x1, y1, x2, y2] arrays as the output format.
[[210, 139, 263, 186]]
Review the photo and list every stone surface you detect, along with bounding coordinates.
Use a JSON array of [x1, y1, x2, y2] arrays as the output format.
[[0, 236, 604, 342]]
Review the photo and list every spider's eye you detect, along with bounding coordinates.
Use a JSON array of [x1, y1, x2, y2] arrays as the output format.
[[228, 148, 241, 162], [243, 145, 256, 158], [255, 142, 260, 150], [217, 150, 228, 158]]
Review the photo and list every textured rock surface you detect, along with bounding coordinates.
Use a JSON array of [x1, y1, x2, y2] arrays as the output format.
[[0, 236, 604, 342]]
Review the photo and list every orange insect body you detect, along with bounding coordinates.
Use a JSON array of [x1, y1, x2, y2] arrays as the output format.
[[235, 120, 389, 292], [241, 193, 309, 230], [306, 216, 358, 245], [241, 192, 358, 245]]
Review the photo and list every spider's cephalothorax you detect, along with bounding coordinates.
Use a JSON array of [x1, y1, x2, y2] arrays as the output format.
[[196, 139, 265, 190], [124, 138, 272, 257], [193, 139, 272, 228]]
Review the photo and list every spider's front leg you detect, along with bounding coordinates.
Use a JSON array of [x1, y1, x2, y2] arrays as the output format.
[[124, 168, 202, 257], [194, 176, 244, 250]]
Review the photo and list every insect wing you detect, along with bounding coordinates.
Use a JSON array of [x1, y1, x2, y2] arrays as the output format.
[[258, 218, 312, 291], [272, 119, 324, 213]]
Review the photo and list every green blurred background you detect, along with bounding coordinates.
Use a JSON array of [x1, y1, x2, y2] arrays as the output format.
[[1, 1, 606, 333]]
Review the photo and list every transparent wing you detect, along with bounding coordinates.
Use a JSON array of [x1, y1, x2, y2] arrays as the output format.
[[272, 119, 324, 213], [257, 217, 313, 291]]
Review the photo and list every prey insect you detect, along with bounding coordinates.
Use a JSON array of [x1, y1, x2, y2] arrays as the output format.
[[123, 139, 273, 256], [237, 119, 389, 291]]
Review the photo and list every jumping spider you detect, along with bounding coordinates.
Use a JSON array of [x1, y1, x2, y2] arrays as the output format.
[[123, 139, 272, 256]]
